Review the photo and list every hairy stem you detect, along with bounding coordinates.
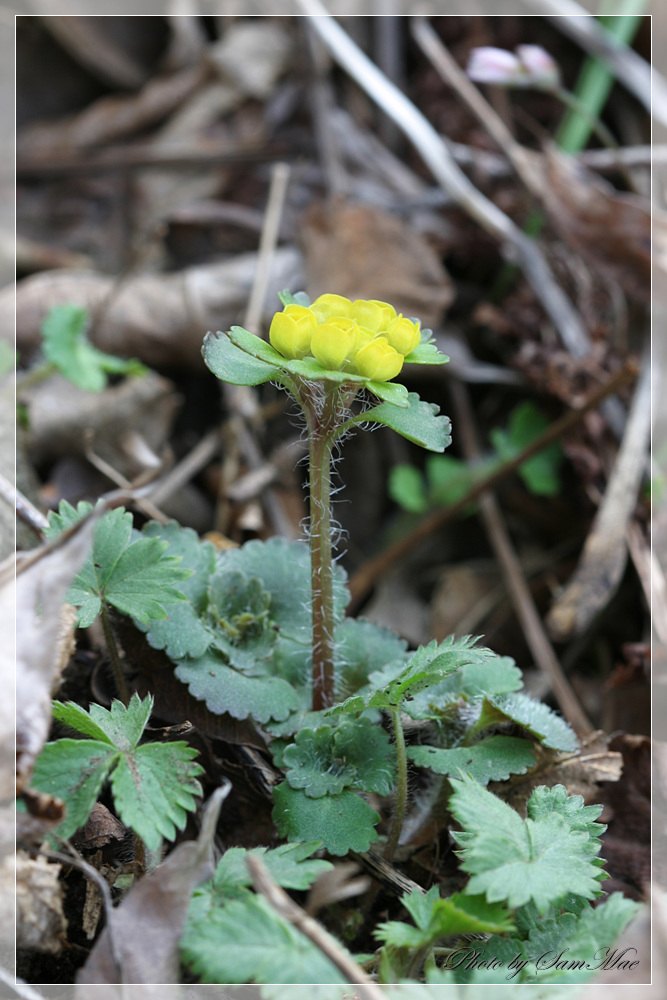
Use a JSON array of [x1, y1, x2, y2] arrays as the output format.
[[99, 601, 130, 705], [308, 389, 337, 711], [384, 706, 408, 863]]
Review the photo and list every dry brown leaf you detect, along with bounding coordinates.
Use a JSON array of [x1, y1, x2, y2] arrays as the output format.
[[16, 853, 67, 956], [7, 513, 101, 796], [538, 146, 651, 302], [76, 781, 230, 986], [489, 731, 623, 817], [22, 370, 179, 472], [17, 64, 208, 159], [7, 247, 304, 368], [302, 199, 454, 329]]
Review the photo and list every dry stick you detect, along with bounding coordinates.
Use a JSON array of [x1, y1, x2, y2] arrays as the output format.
[[546, 350, 651, 642], [0, 470, 48, 537], [298, 0, 590, 361], [83, 434, 168, 524], [216, 162, 296, 539], [348, 360, 637, 609], [246, 855, 386, 999], [148, 427, 221, 506], [449, 378, 593, 738]]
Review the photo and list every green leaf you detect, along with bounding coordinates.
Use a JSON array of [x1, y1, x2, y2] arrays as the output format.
[[41, 303, 147, 392], [403, 341, 449, 366], [218, 536, 349, 637], [87, 694, 153, 752], [376, 886, 514, 951], [110, 741, 203, 851], [278, 289, 311, 307], [32, 695, 203, 849], [388, 464, 430, 514], [449, 774, 605, 913], [490, 401, 563, 497], [405, 653, 523, 720], [203, 330, 282, 386], [51, 700, 115, 745], [181, 892, 347, 985], [44, 499, 95, 540], [527, 784, 606, 839], [175, 650, 299, 724], [407, 736, 536, 785], [204, 842, 332, 901], [206, 568, 276, 673], [365, 379, 410, 407], [227, 325, 289, 367], [477, 692, 578, 752], [273, 783, 380, 856], [283, 718, 395, 798], [362, 392, 452, 452], [30, 739, 118, 839], [55, 505, 192, 628], [426, 454, 481, 508]]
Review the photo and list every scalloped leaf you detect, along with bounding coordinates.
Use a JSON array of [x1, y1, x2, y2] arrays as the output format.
[[449, 774, 604, 913], [407, 735, 536, 785], [360, 392, 452, 452], [404, 341, 449, 366], [364, 379, 410, 407], [283, 717, 395, 798], [227, 325, 288, 367], [203, 330, 282, 386], [477, 692, 578, 752], [335, 618, 409, 700], [272, 783, 380, 856], [207, 568, 276, 673], [217, 536, 349, 636], [175, 650, 299, 724]]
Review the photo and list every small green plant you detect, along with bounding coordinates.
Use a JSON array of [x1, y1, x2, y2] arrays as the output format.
[[22, 303, 147, 393], [30, 694, 203, 852], [44, 501, 192, 703], [389, 400, 563, 516], [30, 292, 641, 986]]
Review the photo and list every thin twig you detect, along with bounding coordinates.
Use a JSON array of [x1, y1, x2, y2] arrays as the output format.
[[83, 433, 168, 524], [0, 470, 48, 537], [449, 378, 593, 737], [298, 0, 591, 360], [243, 162, 291, 335], [348, 359, 637, 609], [148, 427, 220, 506], [246, 854, 385, 999]]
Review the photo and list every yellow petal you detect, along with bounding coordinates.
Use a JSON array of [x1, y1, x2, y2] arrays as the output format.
[[310, 293, 353, 323], [269, 311, 311, 359], [354, 337, 404, 381], [311, 319, 357, 371], [385, 315, 421, 356], [368, 299, 398, 329], [284, 304, 318, 341]]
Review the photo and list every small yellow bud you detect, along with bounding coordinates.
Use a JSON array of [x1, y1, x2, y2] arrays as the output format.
[[310, 293, 353, 323], [284, 304, 317, 341], [311, 318, 358, 371], [354, 336, 404, 382], [385, 315, 421, 356], [269, 311, 312, 359]]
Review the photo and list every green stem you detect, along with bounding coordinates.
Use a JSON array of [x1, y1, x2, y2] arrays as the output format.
[[308, 388, 337, 711], [99, 601, 130, 705], [384, 706, 408, 863]]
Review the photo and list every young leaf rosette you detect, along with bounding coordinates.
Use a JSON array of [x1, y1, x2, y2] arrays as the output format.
[[202, 291, 452, 451]]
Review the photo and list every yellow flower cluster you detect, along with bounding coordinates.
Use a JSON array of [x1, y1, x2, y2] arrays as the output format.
[[269, 294, 421, 382]]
